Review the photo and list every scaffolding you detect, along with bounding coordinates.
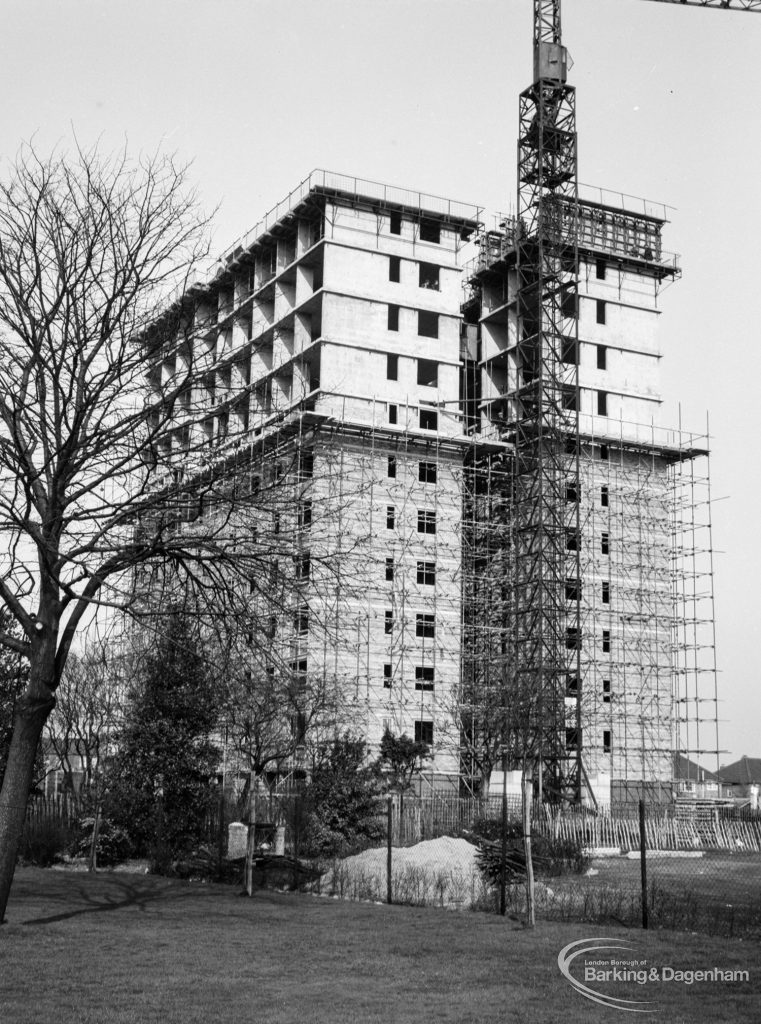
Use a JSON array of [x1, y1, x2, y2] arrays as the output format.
[[459, 259, 720, 806], [143, 179, 484, 793], [670, 416, 720, 786], [143, 166, 720, 808], [453, 0, 721, 807]]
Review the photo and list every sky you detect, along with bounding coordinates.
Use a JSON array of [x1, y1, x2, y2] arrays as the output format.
[[2, 0, 759, 766]]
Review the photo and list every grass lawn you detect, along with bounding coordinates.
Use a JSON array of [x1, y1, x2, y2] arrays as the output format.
[[543, 851, 761, 936], [584, 851, 761, 903], [0, 867, 758, 1024]]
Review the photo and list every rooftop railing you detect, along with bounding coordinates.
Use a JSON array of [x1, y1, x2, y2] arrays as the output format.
[[221, 169, 483, 263]]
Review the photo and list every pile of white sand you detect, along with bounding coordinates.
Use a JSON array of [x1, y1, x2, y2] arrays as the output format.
[[318, 836, 483, 908]]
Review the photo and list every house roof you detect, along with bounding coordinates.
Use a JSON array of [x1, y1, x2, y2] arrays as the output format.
[[718, 756, 761, 786], [674, 753, 718, 784]]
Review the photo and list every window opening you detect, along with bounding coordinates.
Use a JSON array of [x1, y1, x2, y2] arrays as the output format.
[[418, 310, 439, 338], [561, 337, 578, 365], [417, 359, 438, 387], [417, 560, 435, 585], [419, 221, 440, 244], [415, 720, 434, 745], [415, 667, 434, 691], [419, 262, 439, 290], [419, 408, 438, 430], [416, 614, 435, 638], [565, 627, 580, 650], [417, 509, 436, 534]]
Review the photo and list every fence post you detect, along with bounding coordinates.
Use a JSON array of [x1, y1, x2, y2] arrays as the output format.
[[244, 770, 257, 897], [523, 769, 535, 929], [217, 785, 226, 880], [154, 776, 165, 872], [639, 798, 648, 929], [499, 756, 507, 916], [88, 801, 101, 873], [386, 796, 393, 905], [293, 793, 300, 892]]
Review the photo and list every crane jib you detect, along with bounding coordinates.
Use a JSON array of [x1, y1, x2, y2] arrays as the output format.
[[642, 0, 761, 11]]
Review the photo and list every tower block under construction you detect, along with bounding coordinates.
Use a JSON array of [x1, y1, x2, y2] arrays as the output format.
[[462, 193, 717, 804], [149, 170, 718, 802]]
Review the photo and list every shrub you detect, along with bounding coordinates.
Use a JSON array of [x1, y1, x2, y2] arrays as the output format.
[[298, 734, 384, 858], [471, 816, 589, 885], [103, 613, 221, 864], [72, 817, 134, 866]]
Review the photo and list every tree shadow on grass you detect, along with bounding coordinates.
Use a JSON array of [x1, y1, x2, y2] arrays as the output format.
[[17, 873, 308, 927], [21, 876, 206, 927]]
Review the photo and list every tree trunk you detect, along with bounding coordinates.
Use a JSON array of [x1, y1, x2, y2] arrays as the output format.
[[481, 765, 491, 800], [0, 686, 55, 923], [244, 769, 257, 897]]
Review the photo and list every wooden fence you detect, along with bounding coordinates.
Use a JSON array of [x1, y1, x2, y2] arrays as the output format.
[[23, 790, 761, 855], [390, 796, 761, 852], [545, 808, 761, 852], [25, 793, 79, 827]]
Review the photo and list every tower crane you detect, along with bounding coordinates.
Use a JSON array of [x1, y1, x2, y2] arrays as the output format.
[[510, 0, 758, 803]]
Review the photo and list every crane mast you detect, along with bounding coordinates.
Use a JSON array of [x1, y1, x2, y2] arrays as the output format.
[[508, 0, 756, 804], [533, 0, 561, 43], [511, 0, 581, 802]]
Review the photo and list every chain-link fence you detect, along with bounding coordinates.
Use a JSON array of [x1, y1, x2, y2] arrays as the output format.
[[210, 793, 761, 938], [20, 789, 761, 938]]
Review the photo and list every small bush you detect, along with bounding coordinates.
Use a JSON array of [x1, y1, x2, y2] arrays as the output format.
[[73, 817, 134, 866], [295, 734, 385, 859], [471, 817, 589, 885]]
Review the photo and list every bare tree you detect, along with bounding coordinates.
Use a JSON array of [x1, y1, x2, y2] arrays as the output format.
[[44, 638, 123, 810], [451, 667, 542, 925], [220, 633, 344, 895], [0, 140, 300, 920], [455, 683, 511, 799]]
